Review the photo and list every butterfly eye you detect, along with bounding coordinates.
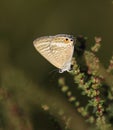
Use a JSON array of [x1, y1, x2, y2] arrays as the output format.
[[64, 38, 69, 43], [70, 39, 73, 41]]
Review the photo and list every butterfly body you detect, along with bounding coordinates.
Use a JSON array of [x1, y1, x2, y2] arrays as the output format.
[[33, 34, 75, 73]]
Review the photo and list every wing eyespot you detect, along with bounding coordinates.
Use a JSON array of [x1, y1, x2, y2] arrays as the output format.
[[64, 38, 70, 44]]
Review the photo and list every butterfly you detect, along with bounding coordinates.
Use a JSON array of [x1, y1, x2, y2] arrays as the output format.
[[33, 34, 75, 73]]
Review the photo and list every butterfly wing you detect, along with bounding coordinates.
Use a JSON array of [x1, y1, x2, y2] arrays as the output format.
[[33, 36, 74, 70], [49, 43, 74, 70], [33, 36, 55, 64]]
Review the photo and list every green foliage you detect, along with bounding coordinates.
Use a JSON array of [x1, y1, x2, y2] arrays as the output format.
[[59, 37, 113, 130]]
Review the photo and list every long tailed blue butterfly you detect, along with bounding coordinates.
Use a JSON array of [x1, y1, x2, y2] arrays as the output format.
[[33, 34, 75, 73]]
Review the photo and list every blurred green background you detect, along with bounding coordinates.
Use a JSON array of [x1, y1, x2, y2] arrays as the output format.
[[0, 0, 113, 85], [0, 0, 113, 130]]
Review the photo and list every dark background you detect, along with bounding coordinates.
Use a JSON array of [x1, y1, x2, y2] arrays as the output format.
[[0, 1, 113, 129], [0, 0, 113, 84]]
